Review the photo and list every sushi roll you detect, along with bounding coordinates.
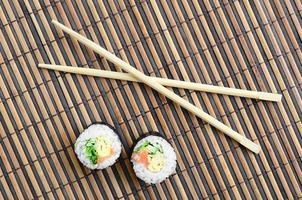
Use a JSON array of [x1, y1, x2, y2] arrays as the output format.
[[74, 123, 122, 170], [131, 133, 177, 184]]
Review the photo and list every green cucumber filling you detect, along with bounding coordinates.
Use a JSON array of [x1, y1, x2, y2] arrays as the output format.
[[84, 136, 113, 164]]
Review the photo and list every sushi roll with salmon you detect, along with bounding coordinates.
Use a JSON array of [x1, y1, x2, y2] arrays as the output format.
[[74, 123, 122, 170], [131, 134, 177, 184]]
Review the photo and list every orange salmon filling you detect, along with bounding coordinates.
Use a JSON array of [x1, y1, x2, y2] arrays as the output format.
[[132, 150, 149, 167], [97, 148, 115, 164], [132, 141, 165, 172]]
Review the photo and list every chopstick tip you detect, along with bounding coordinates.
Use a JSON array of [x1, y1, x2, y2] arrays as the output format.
[[259, 93, 282, 102], [276, 94, 282, 102], [240, 137, 261, 154]]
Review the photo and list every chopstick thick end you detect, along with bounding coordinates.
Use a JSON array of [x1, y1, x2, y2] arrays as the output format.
[[51, 19, 58, 24], [38, 63, 55, 70], [259, 93, 282, 102], [38, 63, 46, 68], [240, 137, 261, 154], [38, 64, 61, 71], [52, 20, 64, 30]]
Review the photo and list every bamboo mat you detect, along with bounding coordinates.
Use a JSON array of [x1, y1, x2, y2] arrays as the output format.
[[0, 0, 301, 199]]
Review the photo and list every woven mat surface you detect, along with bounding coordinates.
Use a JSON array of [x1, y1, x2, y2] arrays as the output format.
[[0, 0, 302, 199]]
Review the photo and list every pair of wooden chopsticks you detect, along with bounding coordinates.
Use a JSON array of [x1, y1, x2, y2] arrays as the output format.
[[39, 20, 281, 154]]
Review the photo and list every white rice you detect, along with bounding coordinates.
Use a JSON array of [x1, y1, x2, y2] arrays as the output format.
[[131, 135, 177, 184], [74, 124, 122, 170]]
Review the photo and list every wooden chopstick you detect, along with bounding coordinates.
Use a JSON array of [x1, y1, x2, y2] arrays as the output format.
[[51, 20, 261, 154], [38, 64, 282, 102]]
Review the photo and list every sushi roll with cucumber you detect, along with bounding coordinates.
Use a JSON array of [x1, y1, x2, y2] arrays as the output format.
[[131, 134, 177, 184], [74, 123, 122, 170]]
